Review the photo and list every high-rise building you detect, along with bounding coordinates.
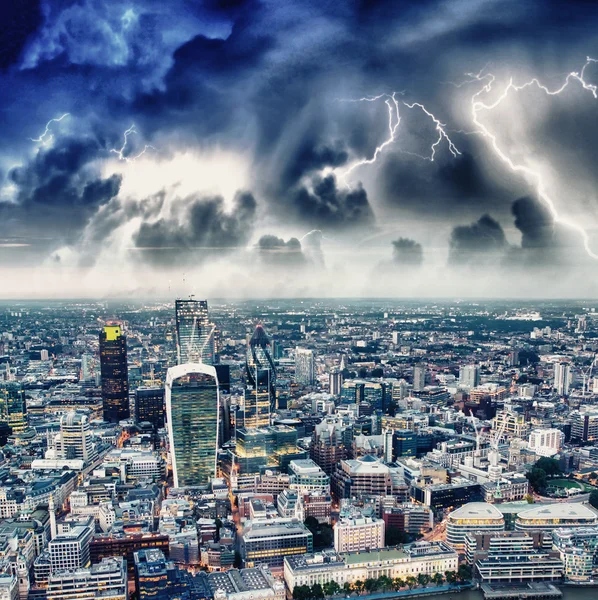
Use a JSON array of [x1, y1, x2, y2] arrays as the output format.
[[329, 370, 343, 396], [46, 557, 127, 600], [135, 387, 165, 431], [413, 364, 426, 392], [392, 429, 417, 459], [166, 363, 220, 487], [100, 325, 130, 423], [59, 412, 94, 463], [244, 325, 276, 427], [554, 362, 571, 396], [459, 365, 481, 388], [0, 382, 26, 434], [175, 299, 214, 365], [48, 525, 93, 573], [295, 348, 315, 385]]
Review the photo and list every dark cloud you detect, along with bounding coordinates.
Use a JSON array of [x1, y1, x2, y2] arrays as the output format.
[[292, 175, 374, 230], [448, 214, 508, 265], [133, 191, 256, 266], [0, 0, 42, 69], [256, 235, 307, 267], [0, 136, 121, 260], [392, 237, 423, 267]]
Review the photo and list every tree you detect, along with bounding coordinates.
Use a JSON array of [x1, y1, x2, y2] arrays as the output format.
[[343, 582, 352, 596], [392, 578, 405, 591], [457, 564, 472, 582], [589, 490, 598, 510], [377, 576, 392, 591], [417, 574, 430, 587], [445, 571, 457, 585], [534, 457, 562, 478], [524, 493, 535, 504], [431, 573, 444, 587], [294, 586, 311, 600], [324, 581, 340, 597], [406, 576, 417, 589], [353, 580, 364, 595], [311, 584, 325, 600], [526, 467, 548, 493], [385, 526, 410, 546]]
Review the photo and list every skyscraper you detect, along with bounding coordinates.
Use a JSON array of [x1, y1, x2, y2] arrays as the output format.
[[135, 386, 165, 431], [554, 362, 571, 396], [295, 348, 315, 385], [59, 412, 95, 462], [165, 363, 220, 487], [459, 365, 480, 388], [0, 381, 26, 433], [413, 364, 426, 392], [100, 324, 130, 423], [175, 299, 214, 365], [244, 325, 276, 427], [329, 370, 343, 396]]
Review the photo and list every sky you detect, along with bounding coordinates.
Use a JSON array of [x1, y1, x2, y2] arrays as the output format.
[[1, 0, 598, 299]]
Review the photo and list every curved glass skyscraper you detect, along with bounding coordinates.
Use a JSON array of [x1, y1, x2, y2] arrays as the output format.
[[244, 325, 276, 428], [165, 363, 220, 487]]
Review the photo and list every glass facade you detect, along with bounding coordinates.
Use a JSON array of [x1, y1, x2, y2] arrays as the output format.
[[0, 382, 26, 433], [135, 387, 165, 431], [166, 364, 219, 487], [99, 325, 130, 423], [244, 325, 276, 427], [175, 299, 213, 365]]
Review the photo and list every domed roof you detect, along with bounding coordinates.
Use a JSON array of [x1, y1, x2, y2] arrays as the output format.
[[250, 324, 270, 347], [62, 411, 88, 426]]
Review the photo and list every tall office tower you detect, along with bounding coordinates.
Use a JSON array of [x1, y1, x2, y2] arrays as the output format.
[[135, 386, 165, 431], [100, 324, 130, 423], [459, 365, 480, 388], [329, 370, 343, 396], [0, 381, 26, 433], [244, 325, 276, 427], [166, 363, 220, 487], [59, 412, 94, 462], [46, 557, 127, 600], [81, 354, 93, 382], [175, 299, 214, 365], [295, 348, 315, 385], [413, 364, 426, 392], [554, 362, 571, 396]]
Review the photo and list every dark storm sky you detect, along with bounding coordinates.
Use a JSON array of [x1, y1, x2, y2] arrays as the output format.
[[1, 0, 597, 297]]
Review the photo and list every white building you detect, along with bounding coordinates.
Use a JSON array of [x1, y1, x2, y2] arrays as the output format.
[[334, 511, 385, 553], [446, 503, 505, 550], [554, 362, 571, 396], [295, 348, 315, 386], [459, 365, 480, 388], [528, 428, 564, 457], [48, 525, 93, 573], [289, 459, 330, 495]]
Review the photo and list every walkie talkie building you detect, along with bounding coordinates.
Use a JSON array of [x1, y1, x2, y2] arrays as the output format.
[[165, 363, 220, 487]]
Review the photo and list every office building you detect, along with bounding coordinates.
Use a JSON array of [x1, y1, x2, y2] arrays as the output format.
[[239, 520, 313, 568], [446, 503, 505, 550], [58, 412, 94, 463], [382, 504, 434, 535], [515, 503, 598, 532], [553, 526, 598, 583], [571, 410, 598, 443], [392, 429, 417, 459], [0, 382, 26, 434], [175, 299, 213, 365], [209, 564, 285, 600], [295, 348, 315, 386], [288, 459, 330, 495], [554, 362, 571, 396], [100, 324, 130, 423], [459, 365, 480, 388], [284, 542, 458, 592], [46, 557, 127, 600], [412, 365, 426, 392], [48, 525, 93, 573], [309, 418, 350, 475], [332, 455, 405, 499], [528, 428, 563, 457], [329, 370, 343, 396], [334, 510, 385, 553], [244, 325, 276, 428], [166, 363, 220, 487], [135, 387, 165, 431]]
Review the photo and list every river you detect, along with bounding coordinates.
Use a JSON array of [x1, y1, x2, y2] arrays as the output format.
[[419, 588, 598, 600]]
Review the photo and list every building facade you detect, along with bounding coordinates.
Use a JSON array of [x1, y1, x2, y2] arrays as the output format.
[[100, 325, 130, 423]]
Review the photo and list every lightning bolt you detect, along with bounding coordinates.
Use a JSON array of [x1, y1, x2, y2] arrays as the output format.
[[29, 113, 70, 144], [110, 124, 156, 162], [337, 92, 461, 185], [459, 57, 598, 259]]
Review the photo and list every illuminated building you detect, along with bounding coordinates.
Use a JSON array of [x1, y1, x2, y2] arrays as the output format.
[[446, 503, 505, 551], [135, 387, 165, 431], [175, 299, 213, 365], [515, 503, 598, 533], [0, 382, 26, 434], [99, 325, 130, 423], [58, 412, 94, 463], [166, 363, 220, 487], [244, 325, 276, 427], [46, 557, 127, 600]]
